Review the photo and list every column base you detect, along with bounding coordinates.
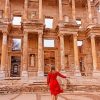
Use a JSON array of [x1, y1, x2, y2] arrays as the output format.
[[0, 71, 5, 80], [37, 71, 44, 77], [93, 70, 100, 77], [21, 71, 28, 82], [74, 69, 81, 77]]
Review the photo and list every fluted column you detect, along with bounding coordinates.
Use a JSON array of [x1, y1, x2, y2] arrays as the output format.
[[72, 0, 76, 22], [59, 34, 65, 71], [73, 34, 81, 76], [23, 0, 28, 20], [90, 35, 97, 71], [21, 32, 28, 81], [87, 0, 92, 24], [38, 33, 44, 76], [58, 0, 63, 21], [0, 32, 7, 80], [39, 0, 42, 20], [4, 0, 10, 19]]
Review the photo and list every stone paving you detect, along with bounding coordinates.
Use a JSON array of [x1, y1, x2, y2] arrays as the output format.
[[0, 92, 100, 100]]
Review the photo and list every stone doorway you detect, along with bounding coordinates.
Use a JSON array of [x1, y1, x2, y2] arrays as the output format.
[[44, 51, 55, 76], [10, 56, 21, 77]]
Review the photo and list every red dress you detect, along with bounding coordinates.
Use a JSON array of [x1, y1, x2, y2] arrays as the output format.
[[47, 71, 66, 96]]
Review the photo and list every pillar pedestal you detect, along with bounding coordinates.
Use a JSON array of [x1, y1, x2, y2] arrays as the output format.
[[21, 71, 28, 82], [0, 71, 5, 80], [37, 71, 44, 77], [74, 68, 81, 77], [93, 70, 100, 77]]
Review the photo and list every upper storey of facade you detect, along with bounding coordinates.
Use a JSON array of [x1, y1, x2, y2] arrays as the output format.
[[0, 0, 100, 32]]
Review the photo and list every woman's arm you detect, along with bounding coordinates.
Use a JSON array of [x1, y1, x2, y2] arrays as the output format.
[[57, 72, 66, 78]]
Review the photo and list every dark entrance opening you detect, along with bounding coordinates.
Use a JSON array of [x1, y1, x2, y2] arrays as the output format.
[[44, 51, 55, 76], [10, 56, 21, 77]]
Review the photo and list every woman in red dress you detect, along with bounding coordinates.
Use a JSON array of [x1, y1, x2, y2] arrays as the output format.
[[47, 67, 67, 100]]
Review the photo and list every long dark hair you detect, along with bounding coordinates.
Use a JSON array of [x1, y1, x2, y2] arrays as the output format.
[[51, 66, 55, 72]]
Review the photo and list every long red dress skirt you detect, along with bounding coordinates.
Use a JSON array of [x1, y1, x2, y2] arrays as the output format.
[[47, 72, 66, 96]]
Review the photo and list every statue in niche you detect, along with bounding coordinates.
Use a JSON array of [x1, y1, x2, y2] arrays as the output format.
[[31, 54, 35, 67]]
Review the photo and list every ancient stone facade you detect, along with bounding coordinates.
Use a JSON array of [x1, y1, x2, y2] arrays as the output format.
[[0, 0, 100, 79]]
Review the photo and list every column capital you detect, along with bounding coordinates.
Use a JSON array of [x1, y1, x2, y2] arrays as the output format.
[[90, 34, 96, 38], [38, 31, 43, 35], [24, 31, 28, 34], [2, 31, 8, 35], [58, 33, 64, 37], [73, 34, 78, 38]]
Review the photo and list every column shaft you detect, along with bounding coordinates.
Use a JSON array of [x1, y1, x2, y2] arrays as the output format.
[[39, 0, 42, 20], [23, 0, 28, 20], [4, 0, 10, 19], [58, 0, 63, 21], [38, 33, 43, 76], [72, 0, 76, 21], [73, 34, 79, 70], [87, 0, 92, 24], [91, 35, 97, 71], [22, 32, 28, 71], [1, 33, 7, 71], [59, 34, 65, 71]]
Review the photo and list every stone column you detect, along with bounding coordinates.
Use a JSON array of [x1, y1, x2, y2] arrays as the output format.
[[59, 34, 65, 71], [72, 0, 76, 22], [38, 33, 44, 76], [73, 34, 81, 76], [0, 32, 7, 80], [87, 0, 92, 24], [23, 0, 28, 20], [21, 32, 28, 81], [58, 0, 63, 21], [39, 0, 42, 20], [90, 35, 99, 76], [4, 0, 10, 19]]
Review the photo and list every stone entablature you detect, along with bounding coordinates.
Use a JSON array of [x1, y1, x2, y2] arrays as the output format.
[[22, 20, 43, 34], [86, 26, 100, 37], [58, 23, 79, 35]]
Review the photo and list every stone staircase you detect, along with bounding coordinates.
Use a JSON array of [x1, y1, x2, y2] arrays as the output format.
[[0, 76, 100, 94]]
